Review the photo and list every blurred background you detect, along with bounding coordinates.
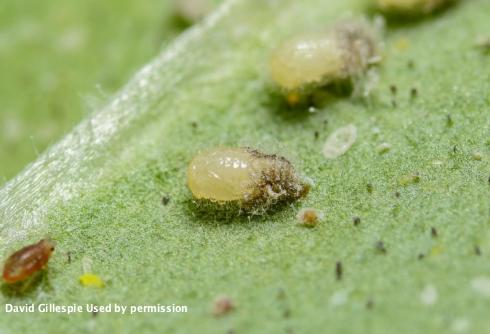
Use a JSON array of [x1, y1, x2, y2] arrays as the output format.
[[0, 0, 218, 186]]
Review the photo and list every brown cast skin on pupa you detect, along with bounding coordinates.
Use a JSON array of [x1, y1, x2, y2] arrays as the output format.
[[187, 147, 310, 211], [2, 239, 55, 283], [245, 149, 310, 208]]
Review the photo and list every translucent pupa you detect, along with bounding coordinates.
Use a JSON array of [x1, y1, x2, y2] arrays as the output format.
[[187, 147, 310, 209], [2, 239, 55, 283], [269, 18, 383, 96], [322, 124, 358, 159], [376, 0, 450, 15]]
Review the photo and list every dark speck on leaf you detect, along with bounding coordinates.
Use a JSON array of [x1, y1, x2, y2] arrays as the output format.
[[367, 183, 374, 194], [395, 191, 400, 198], [314, 131, 319, 140], [390, 84, 397, 95], [418, 253, 425, 260], [375, 241, 387, 254], [336, 261, 343, 281], [431, 227, 438, 238], [446, 114, 453, 127], [410, 87, 418, 99], [161, 195, 170, 206], [366, 299, 374, 309], [475, 245, 482, 256], [407, 60, 415, 69], [191, 121, 198, 129], [353, 216, 361, 226]]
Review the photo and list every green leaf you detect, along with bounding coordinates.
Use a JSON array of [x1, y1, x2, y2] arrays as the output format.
[[1, 0, 490, 332], [0, 0, 182, 181]]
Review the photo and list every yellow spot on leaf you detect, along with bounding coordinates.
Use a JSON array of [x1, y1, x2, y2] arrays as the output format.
[[430, 245, 444, 256], [79, 273, 104, 288], [394, 37, 410, 51], [286, 92, 301, 106]]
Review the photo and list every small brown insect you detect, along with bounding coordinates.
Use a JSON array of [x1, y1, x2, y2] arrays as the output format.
[[2, 239, 55, 283], [296, 208, 324, 227], [212, 295, 235, 316]]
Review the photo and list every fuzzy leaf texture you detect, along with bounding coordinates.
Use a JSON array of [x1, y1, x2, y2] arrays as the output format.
[[1, 0, 490, 333]]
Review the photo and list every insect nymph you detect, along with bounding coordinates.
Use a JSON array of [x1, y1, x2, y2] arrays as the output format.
[[2, 239, 55, 283], [269, 18, 382, 96], [187, 147, 310, 209]]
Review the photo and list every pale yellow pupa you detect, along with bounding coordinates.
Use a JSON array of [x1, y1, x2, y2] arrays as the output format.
[[269, 18, 382, 93], [187, 147, 309, 208]]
